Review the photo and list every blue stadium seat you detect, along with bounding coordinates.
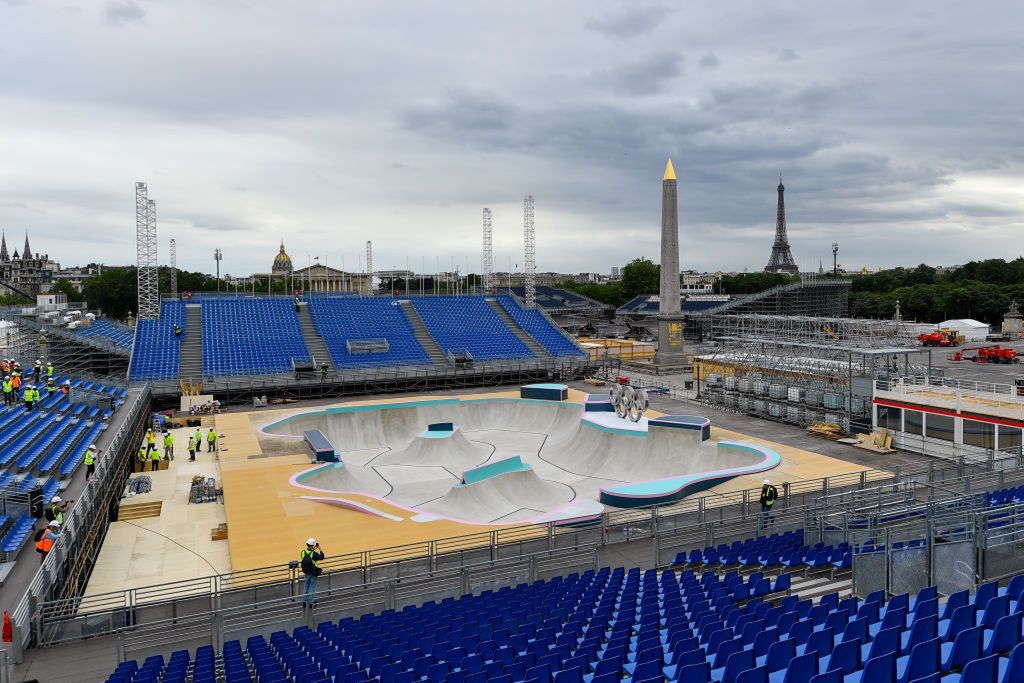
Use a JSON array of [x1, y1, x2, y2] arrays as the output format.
[[201, 298, 310, 377], [129, 300, 185, 380], [412, 297, 533, 361]]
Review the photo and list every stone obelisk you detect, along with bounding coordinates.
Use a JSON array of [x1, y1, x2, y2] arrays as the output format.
[[656, 158, 684, 364]]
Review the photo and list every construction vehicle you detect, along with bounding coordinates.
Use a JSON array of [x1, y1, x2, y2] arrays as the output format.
[[919, 331, 958, 347], [947, 345, 1020, 364]]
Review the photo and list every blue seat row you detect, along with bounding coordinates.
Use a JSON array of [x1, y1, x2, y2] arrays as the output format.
[[412, 297, 533, 361], [73, 319, 135, 350], [129, 300, 185, 381], [201, 299, 311, 377], [308, 298, 430, 368], [1, 514, 35, 555], [497, 296, 585, 358]]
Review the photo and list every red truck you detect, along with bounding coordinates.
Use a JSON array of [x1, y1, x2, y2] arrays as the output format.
[[918, 331, 957, 347]]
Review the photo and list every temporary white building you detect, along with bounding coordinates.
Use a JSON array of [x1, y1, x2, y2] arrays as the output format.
[[938, 318, 990, 342]]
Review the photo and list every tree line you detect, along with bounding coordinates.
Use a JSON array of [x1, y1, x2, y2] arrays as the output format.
[[848, 259, 1024, 324]]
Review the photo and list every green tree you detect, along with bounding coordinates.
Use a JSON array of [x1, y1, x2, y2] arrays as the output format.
[[47, 279, 79, 299], [620, 258, 660, 301], [81, 267, 138, 320]]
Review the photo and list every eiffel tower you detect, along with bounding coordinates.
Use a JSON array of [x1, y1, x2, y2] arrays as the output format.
[[764, 176, 799, 275]]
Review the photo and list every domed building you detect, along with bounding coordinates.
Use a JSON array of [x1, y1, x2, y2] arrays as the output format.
[[272, 241, 293, 275], [264, 240, 371, 294]]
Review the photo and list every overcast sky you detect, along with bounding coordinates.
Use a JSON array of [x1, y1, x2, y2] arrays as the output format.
[[1, 1, 1022, 277]]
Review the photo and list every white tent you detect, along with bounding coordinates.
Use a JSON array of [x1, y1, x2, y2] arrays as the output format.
[[939, 318, 990, 341]]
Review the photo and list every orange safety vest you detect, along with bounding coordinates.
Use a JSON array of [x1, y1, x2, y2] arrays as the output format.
[[35, 535, 54, 553], [11, 376, 20, 390]]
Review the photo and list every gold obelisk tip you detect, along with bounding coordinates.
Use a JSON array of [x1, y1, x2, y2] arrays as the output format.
[[663, 158, 676, 181]]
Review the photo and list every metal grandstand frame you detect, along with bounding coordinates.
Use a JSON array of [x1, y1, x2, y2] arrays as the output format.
[[7, 315, 131, 381], [134, 183, 158, 321]]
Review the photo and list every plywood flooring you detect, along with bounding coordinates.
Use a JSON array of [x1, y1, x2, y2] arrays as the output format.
[[216, 389, 883, 572]]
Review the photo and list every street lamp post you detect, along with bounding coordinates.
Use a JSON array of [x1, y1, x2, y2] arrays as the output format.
[[214, 249, 222, 291]]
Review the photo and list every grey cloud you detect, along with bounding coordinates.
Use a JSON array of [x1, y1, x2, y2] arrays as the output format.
[[104, 0, 144, 26], [401, 88, 518, 140], [698, 53, 721, 69], [776, 48, 800, 62], [585, 5, 672, 38], [599, 52, 684, 96]]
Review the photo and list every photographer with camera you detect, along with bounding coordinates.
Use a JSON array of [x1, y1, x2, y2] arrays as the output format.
[[300, 538, 325, 608]]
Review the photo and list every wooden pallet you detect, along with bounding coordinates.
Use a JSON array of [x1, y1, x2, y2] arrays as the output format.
[[211, 523, 228, 541], [806, 422, 849, 440], [118, 501, 163, 521]]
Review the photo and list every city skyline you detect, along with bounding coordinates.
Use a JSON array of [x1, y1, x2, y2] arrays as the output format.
[[1, 2, 1021, 276]]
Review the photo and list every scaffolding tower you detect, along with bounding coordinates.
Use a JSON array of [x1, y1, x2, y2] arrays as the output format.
[[169, 238, 178, 299], [135, 183, 159, 320], [366, 241, 373, 293], [482, 208, 493, 293], [523, 195, 535, 308]]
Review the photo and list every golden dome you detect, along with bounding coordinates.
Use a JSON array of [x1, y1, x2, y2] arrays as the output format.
[[272, 241, 293, 274]]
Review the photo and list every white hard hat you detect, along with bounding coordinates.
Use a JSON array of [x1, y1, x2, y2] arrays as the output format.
[[51, 495, 61, 503], [306, 538, 317, 546], [48, 521, 59, 528], [90, 444, 97, 449], [763, 480, 771, 485]]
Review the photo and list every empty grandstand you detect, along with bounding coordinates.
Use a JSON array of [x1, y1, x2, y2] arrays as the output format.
[[129, 300, 184, 381], [201, 298, 311, 376], [308, 297, 430, 368], [71, 319, 134, 351]]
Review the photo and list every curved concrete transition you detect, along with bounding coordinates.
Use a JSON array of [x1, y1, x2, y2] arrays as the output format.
[[262, 396, 779, 524]]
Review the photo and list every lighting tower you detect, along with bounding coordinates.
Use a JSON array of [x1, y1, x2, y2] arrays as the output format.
[[523, 195, 535, 308], [366, 240, 373, 295], [169, 238, 178, 298], [135, 182, 159, 320], [482, 208, 493, 293], [214, 248, 222, 291], [832, 242, 839, 276]]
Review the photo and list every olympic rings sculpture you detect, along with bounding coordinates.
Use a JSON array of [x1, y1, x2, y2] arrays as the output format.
[[608, 383, 649, 422]]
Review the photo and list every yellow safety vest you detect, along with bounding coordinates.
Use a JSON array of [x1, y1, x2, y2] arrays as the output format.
[[84, 449, 96, 466], [164, 434, 173, 447]]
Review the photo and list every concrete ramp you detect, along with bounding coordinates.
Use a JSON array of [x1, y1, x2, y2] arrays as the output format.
[[417, 469, 574, 524], [370, 428, 492, 471]]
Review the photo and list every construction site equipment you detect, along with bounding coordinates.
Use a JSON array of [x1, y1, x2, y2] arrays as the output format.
[[948, 345, 1020, 364], [918, 331, 957, 347]]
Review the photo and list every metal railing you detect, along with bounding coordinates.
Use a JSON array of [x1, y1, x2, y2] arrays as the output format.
[[9, 387, 152, 661], [43, 545, 599, 653]]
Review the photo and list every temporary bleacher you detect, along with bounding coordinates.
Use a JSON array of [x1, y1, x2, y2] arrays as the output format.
[[72, 319, 134, 351], [308, 298, 430, 368], [497, 297, 585, 358], [103, 556, 1024, 683], [201, 299, 311, 377], [129, 300, 185, 381], [413, 297, 533, 361]]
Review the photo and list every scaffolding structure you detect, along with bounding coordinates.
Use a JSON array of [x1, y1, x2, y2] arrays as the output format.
[[482, 208, 493, 293], [708, 314, 917, 348], [366, 241, 373, 293], [523, 195, 536, 308], [135, 183, 159, 320], [169, 238, 178, 299], [7, 317, 130, 380], [694, 314, 931, 434]]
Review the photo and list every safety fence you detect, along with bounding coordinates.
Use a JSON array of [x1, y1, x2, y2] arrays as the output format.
[[811, 457, 1024, 600], [9, 387, 152, 662]]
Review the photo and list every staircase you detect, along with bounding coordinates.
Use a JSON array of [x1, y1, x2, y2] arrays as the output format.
[[486, 299, 552, 359], [399, 302, 447, 364], [118, 500, 163, 521], [295, 303, 334, 371], [178, 304, 203, 382]]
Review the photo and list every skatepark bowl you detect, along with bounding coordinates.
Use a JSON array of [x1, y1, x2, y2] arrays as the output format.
[[260, 396, 780, 524]]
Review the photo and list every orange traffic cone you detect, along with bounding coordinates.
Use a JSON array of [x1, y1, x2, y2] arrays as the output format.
[[2, 610, 11, 642]]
